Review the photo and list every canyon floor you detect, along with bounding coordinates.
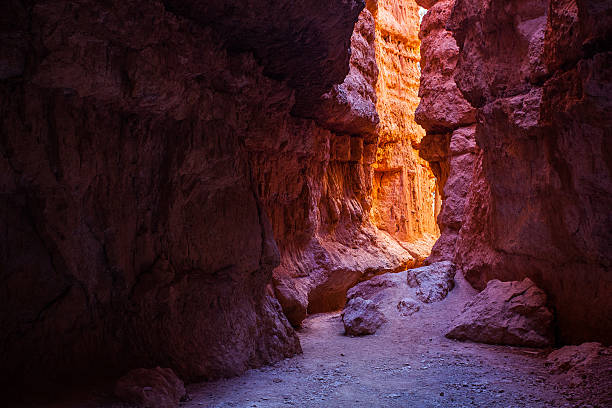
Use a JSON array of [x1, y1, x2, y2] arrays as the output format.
[[18, 273, 608, 408], [182, 273, 605, 408]]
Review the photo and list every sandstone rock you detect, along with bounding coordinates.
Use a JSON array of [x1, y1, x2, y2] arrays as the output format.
[[313, 9, 379, 136], [446, 278, 554, 347], [342, 297, 387, 336], [369, 0, 439, 246], [547, 342, 612, 377], [414, 0, 478, 267], [347, 271, 404, 303], [164, 0, 364, 116], [397, 298, 420, 317], [114, 367, 185, 408], [446, 0, 612, 344], [415, 0, 476, 133], [407, 261, 455, 303]]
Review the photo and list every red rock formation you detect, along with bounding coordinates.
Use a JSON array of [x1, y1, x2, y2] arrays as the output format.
[[0, 0, 441, 392], [270, 3, 441, 328], [115, 367, 186, 408], [415, 0, 478, 264], [369, 0, 440, 252], [0, 0, 372, 391], [418, 0, 612, 344], [449, 0, 612, 344]]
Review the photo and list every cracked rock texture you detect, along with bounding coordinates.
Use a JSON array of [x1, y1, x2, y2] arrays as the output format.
[[446, 278, 554, 347], [406, 261, 456, 303], [417, 0, 612, 343]]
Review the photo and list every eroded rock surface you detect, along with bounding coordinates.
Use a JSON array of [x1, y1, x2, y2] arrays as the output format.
[[446, 278, 554, 347], [342, 297, 387, 335], [369, 0, 439, 251], [417, 0, 612, 344], [415, 0, 479, 265], [115, 367, 186, 408], [546, 342, 612, 405], [407, 261, 455, 303]]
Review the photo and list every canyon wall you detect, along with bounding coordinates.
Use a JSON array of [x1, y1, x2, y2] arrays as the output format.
[[0, 0, 384, 389], [0, 0, 439, 391], [271, 1, 440, 327], [368, 0, 439, 250], [417, 0, 612, 344], [415, 0, 477, 263]]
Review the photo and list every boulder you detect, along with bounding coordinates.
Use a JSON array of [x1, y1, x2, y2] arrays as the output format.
[[407, 261, 455, 303], [446, 278, 554, 347], [114, 367, 186, 408], [342, 297, 386, 336]]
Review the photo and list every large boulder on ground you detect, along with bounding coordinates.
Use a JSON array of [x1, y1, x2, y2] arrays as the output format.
[[407, 261, 455, 303], [446, 278, 554, 347], [114, 367, 186, 408], [342, 297, 386, 336]]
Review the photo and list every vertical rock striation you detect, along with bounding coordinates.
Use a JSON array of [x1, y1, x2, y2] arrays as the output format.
[[271, 2, 441, 328], [369, 0, 440, 253], [415, 0, 477, 264], [418, 0, 612, 344], [0, 0, 441, 390], [0, 0, 393, 390]]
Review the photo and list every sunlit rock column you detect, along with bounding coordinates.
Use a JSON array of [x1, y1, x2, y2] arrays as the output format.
[[367, 0, 440, 259]]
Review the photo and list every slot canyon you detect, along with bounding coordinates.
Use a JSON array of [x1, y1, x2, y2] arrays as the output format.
[[0, 0, 610, 406]]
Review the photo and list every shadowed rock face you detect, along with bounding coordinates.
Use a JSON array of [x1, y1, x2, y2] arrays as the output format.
[[163, 0, 365, 117], [0, 0, 394, 390], [449, 0, 612, 344], [446, 278, 555, 347], [417, 0, 612, 344], [0, 0, 438, 391]]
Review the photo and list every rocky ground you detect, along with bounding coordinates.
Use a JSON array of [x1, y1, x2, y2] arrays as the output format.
[[14, 271, 610, 408], [179, 272, 610, 408]]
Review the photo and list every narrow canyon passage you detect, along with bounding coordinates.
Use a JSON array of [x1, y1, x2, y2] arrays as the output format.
[[1, 0, 611, 407]]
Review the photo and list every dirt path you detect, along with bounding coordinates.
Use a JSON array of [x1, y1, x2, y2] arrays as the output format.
[[14, 273, 606, 408], [183, 274, 590, 408]]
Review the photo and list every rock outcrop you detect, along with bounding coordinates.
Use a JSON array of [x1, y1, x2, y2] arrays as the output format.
[[0, 0, 440, 392], [546, 342, 612, 405], [446, 278, 554, 347], [115, 367, 186, 408], [271, 1, 440, 328], [343, 262, 456, 334], [417, 0, 612, 343]]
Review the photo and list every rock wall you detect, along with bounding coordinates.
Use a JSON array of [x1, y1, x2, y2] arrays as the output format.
[[0, 0, 441, 390], [417, 0, 612, 344], [415, 0, 477, 263], [271, 5, 437, 327], [368, 0, 439, 250], [0, 0, 381, 389]]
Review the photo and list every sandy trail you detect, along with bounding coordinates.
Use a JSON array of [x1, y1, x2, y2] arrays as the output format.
[[184, 274, 590, 408], [16, 273, 606, 408]]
